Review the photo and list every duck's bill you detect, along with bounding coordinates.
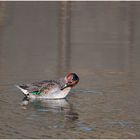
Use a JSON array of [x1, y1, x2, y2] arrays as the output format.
[[61, 84, 68, 90]]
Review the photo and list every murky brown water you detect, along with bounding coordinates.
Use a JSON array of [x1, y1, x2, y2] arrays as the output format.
[[0, 1, 140, 138]]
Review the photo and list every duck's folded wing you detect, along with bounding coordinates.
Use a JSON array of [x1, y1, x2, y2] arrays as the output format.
[[18, 80, 59, 93], [17, 83, 40, 93], [27, 85, 41, 92], [27, 81, 53, 93]]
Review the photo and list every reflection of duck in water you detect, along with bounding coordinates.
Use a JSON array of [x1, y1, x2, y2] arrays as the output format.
[[22, 98, 79, 121], [16, 73, 79, 99]]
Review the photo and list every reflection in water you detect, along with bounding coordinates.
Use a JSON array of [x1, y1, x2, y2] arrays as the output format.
[[58, 1, 71, 76], [0, 2, 6, 74], [0, 2, 6, 26], [128, 2, 135, 88], [21, 98, 79, 128]]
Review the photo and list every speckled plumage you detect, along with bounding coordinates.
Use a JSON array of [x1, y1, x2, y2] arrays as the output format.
[[16, 73, 79, 99]]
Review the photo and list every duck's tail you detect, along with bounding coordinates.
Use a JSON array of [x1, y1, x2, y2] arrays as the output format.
[[15, 84, 29, 96]]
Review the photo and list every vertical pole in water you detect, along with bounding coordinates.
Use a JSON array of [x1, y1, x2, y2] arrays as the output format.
[[58, 1, 71, 76]]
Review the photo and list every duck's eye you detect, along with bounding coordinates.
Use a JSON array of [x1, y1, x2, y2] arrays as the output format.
[[72, 74, 79, 81]]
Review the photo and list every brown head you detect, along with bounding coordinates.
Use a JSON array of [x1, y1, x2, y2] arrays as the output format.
[[61, 73, 79, 90]]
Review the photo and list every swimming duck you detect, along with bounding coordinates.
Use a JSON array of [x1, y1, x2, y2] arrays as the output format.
[[16, 73, 79, 99]]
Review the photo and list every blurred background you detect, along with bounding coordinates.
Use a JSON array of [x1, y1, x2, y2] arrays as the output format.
[[0, 1, 140, 138]]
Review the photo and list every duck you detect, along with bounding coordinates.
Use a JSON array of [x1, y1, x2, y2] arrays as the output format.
[[16, 73, 79, 99]]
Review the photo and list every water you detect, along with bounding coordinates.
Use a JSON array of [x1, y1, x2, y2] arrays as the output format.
[[0, 1, 140, 138]]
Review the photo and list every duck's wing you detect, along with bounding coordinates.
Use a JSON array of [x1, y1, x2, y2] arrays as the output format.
[[16, 83, 41, 95], [39, 82, 60, 94], [16, 80, 60, 94]]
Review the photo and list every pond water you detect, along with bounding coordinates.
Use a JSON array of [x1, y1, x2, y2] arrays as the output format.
[[0, 1, 140, 138]]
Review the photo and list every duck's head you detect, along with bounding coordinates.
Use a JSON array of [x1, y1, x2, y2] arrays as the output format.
[[61, 73, 79, 90]]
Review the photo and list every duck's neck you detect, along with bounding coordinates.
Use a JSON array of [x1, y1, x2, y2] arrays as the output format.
[[57, 77, 67, 88]]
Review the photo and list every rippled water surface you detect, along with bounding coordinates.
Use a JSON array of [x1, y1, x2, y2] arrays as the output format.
[[0, 1, 140, 138]]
